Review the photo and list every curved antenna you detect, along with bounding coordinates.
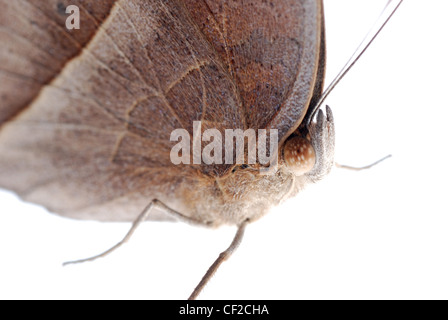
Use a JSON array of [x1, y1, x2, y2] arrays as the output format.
[[307, 0, 403, 125]]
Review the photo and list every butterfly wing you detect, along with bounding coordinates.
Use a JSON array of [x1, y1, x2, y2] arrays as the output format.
[[0, 0, 324, 222], [184, 0, 326, 144], [0, 0, 117, 125]]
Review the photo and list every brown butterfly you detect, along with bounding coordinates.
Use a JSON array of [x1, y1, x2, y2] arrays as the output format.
[[0, 0, 401, 299]]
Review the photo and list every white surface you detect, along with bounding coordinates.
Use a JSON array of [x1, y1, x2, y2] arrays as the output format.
[[1, 0, 448, 300]]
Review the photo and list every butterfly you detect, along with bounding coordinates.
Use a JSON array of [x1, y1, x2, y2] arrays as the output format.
[[0, 0, 402, 299]]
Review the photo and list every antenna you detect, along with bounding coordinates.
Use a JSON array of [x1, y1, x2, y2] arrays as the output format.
[[307, 0, 403, 125]]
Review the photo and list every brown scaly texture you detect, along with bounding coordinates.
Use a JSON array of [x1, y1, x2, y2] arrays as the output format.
[[0, 0, 332, 226]]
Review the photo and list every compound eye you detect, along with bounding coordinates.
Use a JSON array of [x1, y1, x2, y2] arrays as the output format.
[[282, 136, 316, 175]]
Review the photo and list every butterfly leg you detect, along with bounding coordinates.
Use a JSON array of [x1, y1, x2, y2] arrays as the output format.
[[189, 219, 249, 300], [336, 154, 391, 171], [306, 105, 335, 182], [62, 199, 204, 266]]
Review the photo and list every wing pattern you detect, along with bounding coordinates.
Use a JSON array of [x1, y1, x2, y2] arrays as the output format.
[[0, 0, 323, 222]]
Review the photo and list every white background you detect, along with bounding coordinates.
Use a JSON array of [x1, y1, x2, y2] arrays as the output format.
[[1, 0, 448, 300]]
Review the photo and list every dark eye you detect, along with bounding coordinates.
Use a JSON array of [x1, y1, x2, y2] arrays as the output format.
[[282, 136, 316, 176]]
